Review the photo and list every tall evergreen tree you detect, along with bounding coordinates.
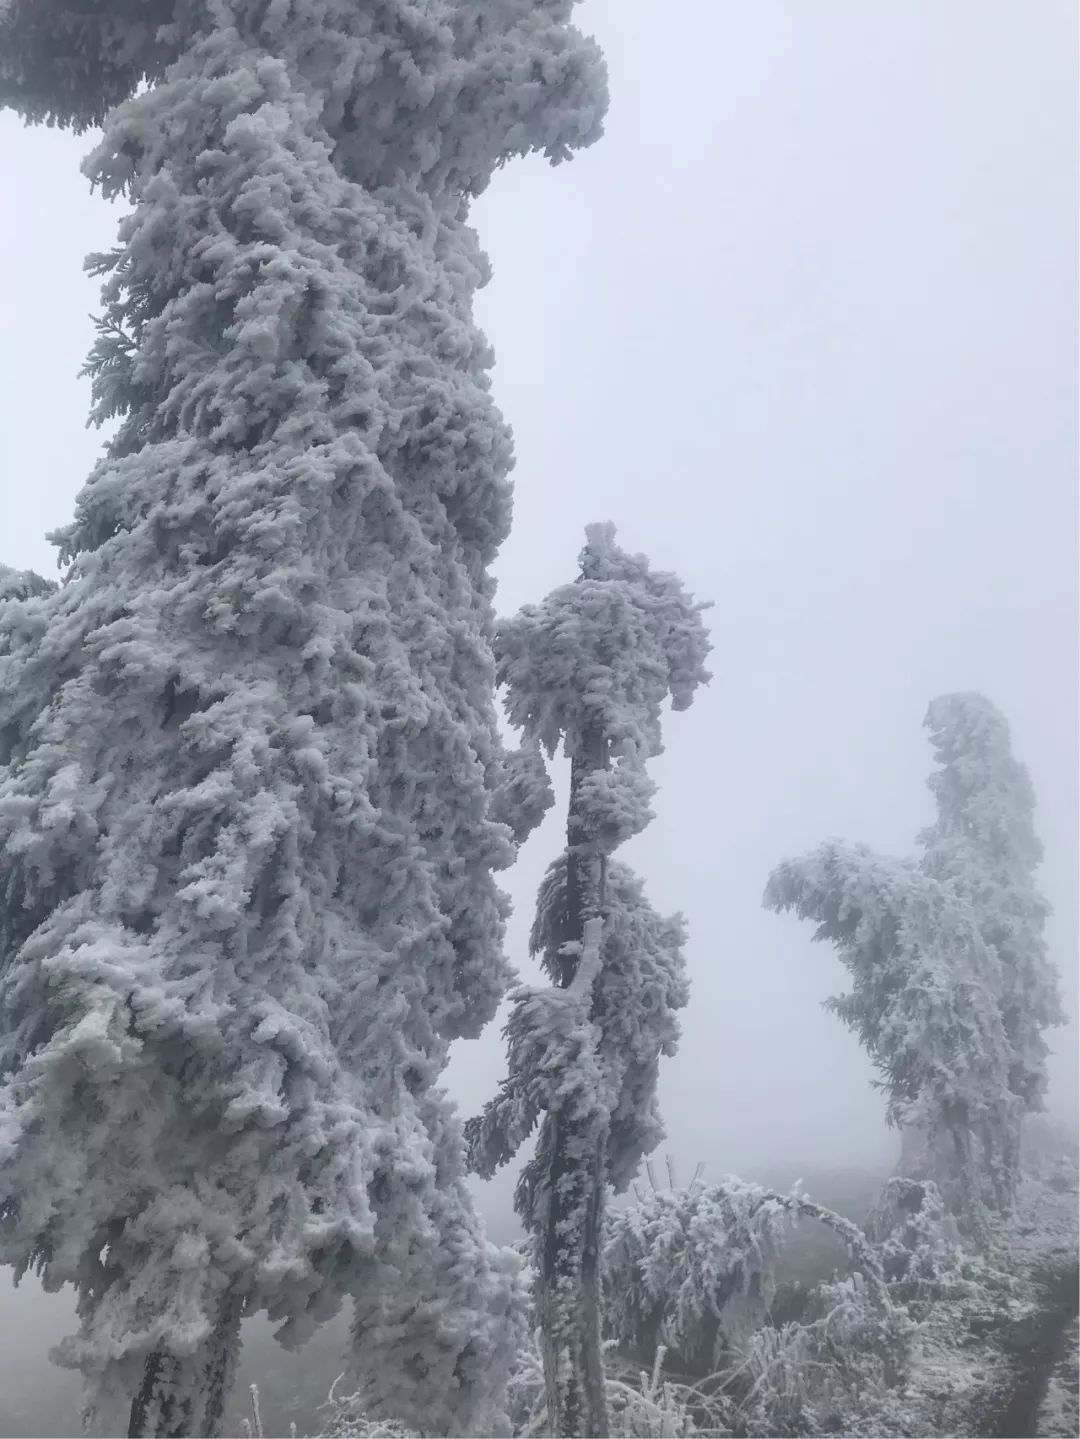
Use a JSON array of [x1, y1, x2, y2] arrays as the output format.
[[918, 692, 1064, 1172], [0, 4, 606, 1435], [467, 524, 710, 1438]]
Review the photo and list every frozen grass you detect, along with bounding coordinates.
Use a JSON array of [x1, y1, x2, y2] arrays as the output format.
[[241, 1173, 1078, 1439], [308, 1343, 733, 1439]]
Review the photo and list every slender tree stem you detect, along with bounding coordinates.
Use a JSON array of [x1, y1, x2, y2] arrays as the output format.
[[539, 721, 611, 1437]]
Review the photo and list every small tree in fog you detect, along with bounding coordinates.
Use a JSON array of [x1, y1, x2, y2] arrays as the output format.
[[918, 693, 1063, 1177], [467, 524, 710, 1438], [0, 2, 606, 1434]]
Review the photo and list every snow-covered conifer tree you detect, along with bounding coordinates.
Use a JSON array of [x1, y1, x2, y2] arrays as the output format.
[[764, 842, 1016, 1224], [918, 693, 1063, 1175], [0, 4, 606, 1435], [466, 524, 710, 1438]]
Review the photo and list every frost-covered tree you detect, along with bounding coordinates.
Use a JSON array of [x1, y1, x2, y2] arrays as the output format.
[[764, 843, 1017, 1224], [0, 4, 606, 1435], [466, 524, 710, 1438], [918, 693, 1063, 1170]]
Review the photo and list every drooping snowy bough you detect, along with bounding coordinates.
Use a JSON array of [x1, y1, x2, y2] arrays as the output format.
[[466, 524, 711, 1437], [603, 1176, 897, 1377], [0, 4, 606, 1436]]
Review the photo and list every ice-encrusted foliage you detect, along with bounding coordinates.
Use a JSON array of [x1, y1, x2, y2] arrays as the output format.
[[603, 1178, 901, 1390], [0, 4, 606, 1435], [864, 1178, 968, 1306], [533, 859, 689, 1193], [919, 693, 1063, 1124], [489, 740, 555, 848], [468, 526, 710, 1436], [603, 1180, 791, 1373], [467, 866, 690, 1436], [0, 565, 57, 604], [469, 859, 688, 1195], [764, 843, 1016, 1222], [0, 1, 606, 188], [496, 521, 711, 769]]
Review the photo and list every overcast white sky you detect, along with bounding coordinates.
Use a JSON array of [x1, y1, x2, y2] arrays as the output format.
[[0, 0, 1076, 1428]]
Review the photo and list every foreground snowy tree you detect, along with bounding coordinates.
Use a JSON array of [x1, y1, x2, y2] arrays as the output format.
[[918, 693, 1063, 1175], [0, 4, 606, 1435], [466, 524, 711, 1437], [764, 843, 1016, 1225]]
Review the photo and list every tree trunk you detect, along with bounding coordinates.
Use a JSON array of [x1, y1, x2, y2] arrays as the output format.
[[945, 1105, 986, 1233], [128, 1290, 244, 1438], [537, 722, 610, 1438], [537, 1116, 610, 1439], [579, 1148, 609, 1435]]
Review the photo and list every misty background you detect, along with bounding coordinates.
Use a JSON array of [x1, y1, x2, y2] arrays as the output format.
[[0, 2, 1076, 1432]]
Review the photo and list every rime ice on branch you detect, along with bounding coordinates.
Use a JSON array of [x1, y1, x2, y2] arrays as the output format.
[[0, 4, 606, 1436], [467, 524, 711, 1438], [603, 1175, 898, 1377]]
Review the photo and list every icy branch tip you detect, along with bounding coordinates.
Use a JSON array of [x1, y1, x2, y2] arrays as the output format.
[[584, 521, 617, 552]]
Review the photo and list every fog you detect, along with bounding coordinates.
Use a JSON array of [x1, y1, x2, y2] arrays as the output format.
[[0, 1, 1076, 1433]]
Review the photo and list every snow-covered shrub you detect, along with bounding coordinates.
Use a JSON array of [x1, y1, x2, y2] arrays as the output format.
[[505, 1336, 732, 1439], [603, 1180, 791, 1374], [589, 1177, 915, 1438], [314, 1376, 417, 1439], [604, 1348, 732, 1439], [864, 1178, 968, 1307], [604, 1175, 903, 1379], [724, 1269, 912, 1438], [723, 1321, 825, 1437]]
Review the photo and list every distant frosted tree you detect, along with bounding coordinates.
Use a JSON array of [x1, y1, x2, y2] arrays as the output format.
[[467, 524, 711, 1438], [918, 693, 1063, 1166], [0, 3, 606, 1436], [764, 842, 1016, 1224]]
